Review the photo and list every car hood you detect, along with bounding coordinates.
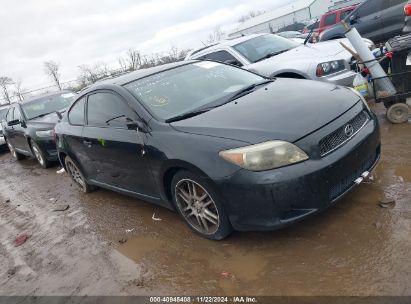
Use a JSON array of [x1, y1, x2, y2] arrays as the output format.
[[170, 79, 360, 144], [27, 111, 62, 129]]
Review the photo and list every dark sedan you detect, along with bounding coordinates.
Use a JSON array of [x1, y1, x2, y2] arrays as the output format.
[[3, 91, 76, 168], [55, 61, 380, 240]]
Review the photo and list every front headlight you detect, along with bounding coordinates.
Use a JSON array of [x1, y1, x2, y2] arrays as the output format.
[[349, 87, 371, 112], [36, 130, 54, 138], [316, 60, 345, 77], [219, 141, 309, 171]]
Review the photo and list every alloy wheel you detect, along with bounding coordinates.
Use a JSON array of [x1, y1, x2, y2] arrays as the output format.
[[66, 159, 86, 190], [31, 144, 44, 166], [7, 142, 17, 159], [175, 179, 220, 235]]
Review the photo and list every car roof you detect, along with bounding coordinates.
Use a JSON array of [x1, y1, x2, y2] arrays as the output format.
[[83, 61, 197, 91], [15, 90, 74, 105], [187, 34, 266, 58]]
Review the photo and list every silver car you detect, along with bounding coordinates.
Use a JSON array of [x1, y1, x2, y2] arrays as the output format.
[[185, 34, 358, 86]]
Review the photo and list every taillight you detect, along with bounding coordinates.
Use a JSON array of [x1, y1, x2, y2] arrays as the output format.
[[405, 4, 411, 16]]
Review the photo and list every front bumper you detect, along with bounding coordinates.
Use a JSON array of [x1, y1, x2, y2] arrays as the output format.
[[215, 112, 381, 231], [36, 138, 58, 161], [320, 69, 356, 87]]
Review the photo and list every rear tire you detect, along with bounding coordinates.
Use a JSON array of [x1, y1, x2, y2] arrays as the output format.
[[171, 170, 232, 240], [64, 156, 96, 193], [6, 140, 25, 161], [386, 103, 409, 124], [30, 140, 51, 169]]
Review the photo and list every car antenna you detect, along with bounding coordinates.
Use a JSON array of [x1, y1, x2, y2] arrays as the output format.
[[304, 19, 318, 45]]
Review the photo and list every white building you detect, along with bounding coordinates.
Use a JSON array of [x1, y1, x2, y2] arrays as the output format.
[[229, 0, 338, 38]]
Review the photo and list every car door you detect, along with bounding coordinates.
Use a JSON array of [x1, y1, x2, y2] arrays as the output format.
[[11, 106, 31, 152], [351, 0, 386, 42], [82, 90, 157, 197], [65, 97, 92, 177], [383, 0, 408, 41]]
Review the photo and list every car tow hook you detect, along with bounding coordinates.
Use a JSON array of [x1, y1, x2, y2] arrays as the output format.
[[354, 171, 370, 185]]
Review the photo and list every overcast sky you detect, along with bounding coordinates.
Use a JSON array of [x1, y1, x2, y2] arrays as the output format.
[[0, 0, 294, 93]]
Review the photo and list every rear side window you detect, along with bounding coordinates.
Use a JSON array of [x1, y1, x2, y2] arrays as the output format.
[[324, 13, 337, 26], [356, 0, 385, 16], [87, 92, 133, 128], [68, 97, 85, 126], [388, 0, 406, 6]]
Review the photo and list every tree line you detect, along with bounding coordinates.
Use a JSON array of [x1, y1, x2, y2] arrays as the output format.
[[0, 45, 193, 105]]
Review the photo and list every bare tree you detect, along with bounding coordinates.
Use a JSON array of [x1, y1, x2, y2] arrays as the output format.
[[126, 48, 141, 71], [238, 10, 265, 23], [44, 60, 62, 90], [14, 79, 25, 101], [206, 27, 226, 44], [118, 56, 128, 72], [0, 76, 13, 104]]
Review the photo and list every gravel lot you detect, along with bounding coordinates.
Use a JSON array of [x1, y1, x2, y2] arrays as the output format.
[[0, 102, 410, 296]]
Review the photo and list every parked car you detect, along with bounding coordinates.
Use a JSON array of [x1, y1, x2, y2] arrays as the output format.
[[185, 34, 358, 86], [317, 5, 359, 35], [55, 61, 381, 240], [0, 105, 9, 147], [2, 91, 76, 168], [405, 1, 411, 32], [320, 0, 408, 43], [302, 19, 319, 34]]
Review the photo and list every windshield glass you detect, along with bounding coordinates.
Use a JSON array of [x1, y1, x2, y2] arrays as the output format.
[[233, 34, 299, 63], [22, 92, 76, 120], [124, 62, 264, 121], [0, 108, 8, 121]]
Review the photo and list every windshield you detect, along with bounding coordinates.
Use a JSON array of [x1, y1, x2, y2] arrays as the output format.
[[22, 92, 76, 120], [124, 62, 264, 121], [0, 108, 8, 121], [233, 34, 300, 63]]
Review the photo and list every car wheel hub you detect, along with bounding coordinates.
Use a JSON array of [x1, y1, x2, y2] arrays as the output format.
[[32, 145, 44, 166], [175, 179, 220, 235], [67, 161, 85, 189]]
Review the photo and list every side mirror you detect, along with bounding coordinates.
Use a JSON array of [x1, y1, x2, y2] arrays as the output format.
[[349, 15, 357, 25], [7, 119, 20, 127], [224, 59, 242, 67]]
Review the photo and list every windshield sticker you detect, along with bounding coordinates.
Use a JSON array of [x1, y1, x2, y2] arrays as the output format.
[[194, 61, 221, 69]]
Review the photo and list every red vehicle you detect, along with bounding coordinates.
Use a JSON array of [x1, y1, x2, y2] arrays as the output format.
[[316, 5, 359, 35]]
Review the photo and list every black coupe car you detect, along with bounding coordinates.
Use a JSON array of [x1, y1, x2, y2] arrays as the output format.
[[3, 91, 76, 168], [55, 61, 381, 240]]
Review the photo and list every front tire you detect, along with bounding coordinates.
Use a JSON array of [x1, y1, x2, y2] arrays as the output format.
[[171, 170, 232, 240], [6, 140, 25, 160], [64, 156, 96, 193], [30, 140, 51, 169]]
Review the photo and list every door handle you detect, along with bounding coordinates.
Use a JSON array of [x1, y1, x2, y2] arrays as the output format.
[[83, 140, 92, 147], [373, 15, 381, 20]]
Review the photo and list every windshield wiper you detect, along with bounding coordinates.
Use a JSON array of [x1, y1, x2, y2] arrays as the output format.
[[165, 108, 211, 123], [29, 111, 57, 120], [166, 79, 274, 123], [255, 50, 289, 62], [225, 79, 274, 102]]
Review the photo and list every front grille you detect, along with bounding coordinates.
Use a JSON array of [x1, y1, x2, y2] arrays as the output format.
[[329, 151, 377, 200], [319, 111, 369, 157]]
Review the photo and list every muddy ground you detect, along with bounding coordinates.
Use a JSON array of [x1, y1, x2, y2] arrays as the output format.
[[0, 102, 410, 296]]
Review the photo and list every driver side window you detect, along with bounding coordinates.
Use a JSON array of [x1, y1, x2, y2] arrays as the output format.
[[204, 51, 243, 67], [87, 92, 134, 129]]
